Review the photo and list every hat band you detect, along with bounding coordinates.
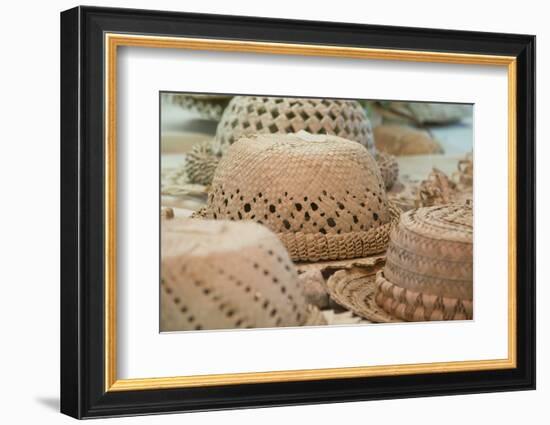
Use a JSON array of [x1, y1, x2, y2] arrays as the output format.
[[279, 202, 400, 262]]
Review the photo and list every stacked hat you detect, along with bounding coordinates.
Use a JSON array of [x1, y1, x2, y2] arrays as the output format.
[[184, 96, 398, 189], [161, 217, 325, 331], [200, 132, 399, 263], [375, 203, 473, 321]]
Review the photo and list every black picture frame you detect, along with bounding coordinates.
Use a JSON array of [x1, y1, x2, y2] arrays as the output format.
[[60, 5, 535, 419]]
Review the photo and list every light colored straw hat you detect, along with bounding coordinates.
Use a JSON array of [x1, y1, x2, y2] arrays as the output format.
[[185, 96, 398, 189], [161, 217, 325, 331], [375, 202, 473, 321], [200, 132, 399, 263]]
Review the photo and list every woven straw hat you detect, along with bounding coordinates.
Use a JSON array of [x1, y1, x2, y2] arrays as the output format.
[[184, 96, 397, 189], [375, 203, 473, 321], [201, 131, 399, 262], [161, 218, 325, 331], [213, 96, 375, 153]]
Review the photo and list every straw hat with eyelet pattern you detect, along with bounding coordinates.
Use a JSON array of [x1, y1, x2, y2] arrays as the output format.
[[199, 131, 400, 262]]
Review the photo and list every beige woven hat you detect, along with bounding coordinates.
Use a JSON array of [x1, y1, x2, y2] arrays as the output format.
[[213, 96, 375, 153], [200, 131, 399, 263], [184, 96, 398, 189], [375, 203, 473, 321], [161, 217, 325, 331]]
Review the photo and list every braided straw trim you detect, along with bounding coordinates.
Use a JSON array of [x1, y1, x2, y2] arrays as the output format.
[[278, 202, 400, 262], [375, 271, 473, 322]]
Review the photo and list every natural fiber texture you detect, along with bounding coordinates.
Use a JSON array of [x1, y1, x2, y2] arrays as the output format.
[[213, 96, 375, 154], [375, 203, 473, 321], [202, 132, 399, 262], [373, 125, 444, 156], [417, 166, 473, 208], [375, 152, 399, 190], [326, 267, 402, 323], [387, 155, 474, 213], [161, 218, 323, 331], [375, 272, 472, 321], [171, 94, 232, 121], [185, 141, 222, 186], [183, 96, 398, 189]]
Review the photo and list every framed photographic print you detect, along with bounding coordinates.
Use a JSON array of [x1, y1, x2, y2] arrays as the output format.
[[60, 6, 535, 419]]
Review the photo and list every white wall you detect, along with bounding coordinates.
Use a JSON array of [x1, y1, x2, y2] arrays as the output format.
[[0, 0, 544, 423]]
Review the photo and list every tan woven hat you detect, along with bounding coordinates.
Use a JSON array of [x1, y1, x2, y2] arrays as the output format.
[[184, 96, 398, 189], [213, 96, 375, 153], [200, 131, 399, 263], [161, 217, 325, 331], [375, 203, 473, 321]]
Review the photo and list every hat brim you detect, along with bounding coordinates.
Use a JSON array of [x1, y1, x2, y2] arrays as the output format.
[[326, 266, 403, 323]]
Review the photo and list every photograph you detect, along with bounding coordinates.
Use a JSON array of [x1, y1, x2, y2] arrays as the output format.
[[160, 94, 474, 331]]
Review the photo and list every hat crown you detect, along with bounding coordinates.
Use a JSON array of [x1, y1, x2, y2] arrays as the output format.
[[205, 133, 395, 262]]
